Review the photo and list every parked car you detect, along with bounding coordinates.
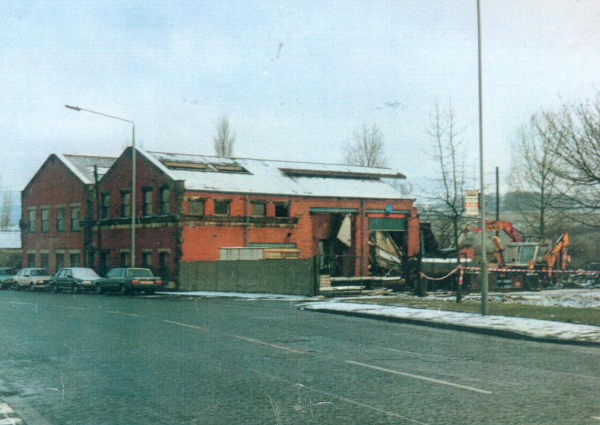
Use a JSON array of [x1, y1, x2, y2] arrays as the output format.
[[12, 268, 52, 291], [0, 267, 16, 290], [97, 268, 163, 295], [50, 268, 102, 293]]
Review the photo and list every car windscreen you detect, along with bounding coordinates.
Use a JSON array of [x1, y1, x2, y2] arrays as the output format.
[[126, 269, 153, 277], [72, 269, 100, 279], [31, 269, 49, 276], [0, 269, 11, 276]]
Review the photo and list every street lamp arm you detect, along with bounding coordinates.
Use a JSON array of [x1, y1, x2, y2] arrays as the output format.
[[65, 105, 134, 125]]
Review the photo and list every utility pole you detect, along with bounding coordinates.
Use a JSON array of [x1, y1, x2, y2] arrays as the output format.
[[477, 0, 488, 315]]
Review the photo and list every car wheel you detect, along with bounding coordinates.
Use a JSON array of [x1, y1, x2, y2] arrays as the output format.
[[30, 283, 35, 292], [72, 285, 80, 294], [94, 284, 103, 295], [52, 284, 60, 293], [119, 284, 128, 295], [13, 283, 20, 291]]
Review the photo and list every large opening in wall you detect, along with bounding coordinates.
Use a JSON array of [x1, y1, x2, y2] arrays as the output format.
[[311, 212, 356, 277], [367, 216, 407, 277]]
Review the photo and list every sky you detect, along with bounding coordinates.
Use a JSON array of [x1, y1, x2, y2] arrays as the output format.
[[2, 0, 600, 196]]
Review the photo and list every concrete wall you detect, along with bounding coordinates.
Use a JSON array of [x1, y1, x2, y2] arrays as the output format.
[[179, 259, 317, 296]]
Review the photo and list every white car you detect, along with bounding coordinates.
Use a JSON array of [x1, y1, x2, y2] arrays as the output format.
[[13, 268, 53, 291]]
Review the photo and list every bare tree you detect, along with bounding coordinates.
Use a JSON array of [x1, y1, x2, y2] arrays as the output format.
[[213, 116, 236, 157], [508, 114, 565, 238], [343, 123, 387, 167], [424, 104, 467, 301], [539, 93, 600, 227]]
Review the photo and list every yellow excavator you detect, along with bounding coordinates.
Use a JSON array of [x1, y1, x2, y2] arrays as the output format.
[[491, 232, 570, 289]]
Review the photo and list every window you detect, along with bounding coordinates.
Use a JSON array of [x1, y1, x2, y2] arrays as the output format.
[[56, 253, 65, 271], [69, 253, 80, 268], [120, 252, 130, 268], [158, 251, 170, 281], [40, 253, 49, 269], [214, 200, 230, 216], [27, 253, 36, 268], [188, 199, 204, 215], [70, 206, 80, 231], [160, 188, 170, 215], [143, 189, 153, 216], [28, 209, 36, 232], [101, 193, 110, 219], [142, 252, 153, 268], [121, 191, 131, 218], [56, 207, 65, 231], [41, 208, 49, 232], [275, 203, 290, 218], [251, 202, 266, 217]]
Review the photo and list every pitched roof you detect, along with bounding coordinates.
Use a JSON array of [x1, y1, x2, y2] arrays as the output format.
[[144, 150, 407, 199], [59, 154, 117, 184]]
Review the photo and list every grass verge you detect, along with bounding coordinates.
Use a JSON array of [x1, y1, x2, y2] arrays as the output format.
[[345, 297, 600, 327]]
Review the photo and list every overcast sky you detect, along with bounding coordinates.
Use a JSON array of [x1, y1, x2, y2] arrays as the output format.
[[2, 0, 600, 194]]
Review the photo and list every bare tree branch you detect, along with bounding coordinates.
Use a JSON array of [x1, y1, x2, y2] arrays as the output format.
[[343, 123, 387, 167]]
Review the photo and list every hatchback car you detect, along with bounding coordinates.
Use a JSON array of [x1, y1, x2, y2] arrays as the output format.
[[12, 268, 52, 291], [50, 268, 102, 293], [0, 267, 16, 290], [97, 268, 163, 295]]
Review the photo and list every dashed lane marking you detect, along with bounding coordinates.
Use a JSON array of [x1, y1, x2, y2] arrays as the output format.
[[591, 416, 600, 420], [8, 302, 30, 306], [229, 335, 311, 354], [106, 311, 140, 317], [51, 305, 89, 311], [346, 360, 492, 395], [256, 372, 428, 424], [0, 308, 20, 313], [163, 320, 209, 331]]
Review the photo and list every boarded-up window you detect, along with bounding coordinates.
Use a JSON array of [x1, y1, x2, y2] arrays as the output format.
[[251, 202, 266, 217]]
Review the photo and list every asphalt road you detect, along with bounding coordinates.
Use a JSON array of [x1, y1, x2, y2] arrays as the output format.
[[0, 291, 599, 424]]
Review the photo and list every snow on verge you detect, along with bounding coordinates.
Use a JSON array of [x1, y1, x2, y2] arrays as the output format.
[[301, 301, 600, 343], [157, 291, 313, 301]]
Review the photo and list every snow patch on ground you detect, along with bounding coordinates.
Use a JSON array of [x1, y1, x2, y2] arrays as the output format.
[[157, 291, 314, 301], [302, 301, 600, 343], [420, 289, 600, 309]]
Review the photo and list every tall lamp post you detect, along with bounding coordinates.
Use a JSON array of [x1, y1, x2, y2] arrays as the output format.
[[65, 105, 137, 268], [476, 0, 488, 315]]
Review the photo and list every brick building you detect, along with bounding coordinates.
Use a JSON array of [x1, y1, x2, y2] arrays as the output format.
[[21, 153, 116, 273], [23, 147, 420, 289]]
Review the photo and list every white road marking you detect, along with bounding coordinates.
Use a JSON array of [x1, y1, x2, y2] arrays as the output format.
[[163, 320, 209, 331], [230, 335, 311, 354], [0, 307, 19, 312], [257, 372, 428, 424], [346, 360, 492, 395], [591, 416, 600, 420], [0, 419, 22, 425], [8, 302, 30, 306], [51, 305, 89, 311], [106, 311, 140, 317], [0, 403, 14, 414]]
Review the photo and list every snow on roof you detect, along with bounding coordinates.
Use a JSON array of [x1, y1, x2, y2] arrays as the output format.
[[0, 232, 21, 249], [60, 154, 117, 184], [147, 151, 407, 199]]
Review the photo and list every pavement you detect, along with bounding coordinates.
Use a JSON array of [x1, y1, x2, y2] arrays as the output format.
[[300, 300, 600, 346], [158, 290, 600, 346]]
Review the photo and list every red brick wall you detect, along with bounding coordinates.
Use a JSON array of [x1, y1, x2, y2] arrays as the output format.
[[21, 155, 88, 273], [97, 149, 178, 274], [180, 191, 421, 276]]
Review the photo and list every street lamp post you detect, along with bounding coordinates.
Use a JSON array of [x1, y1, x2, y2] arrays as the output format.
[[476, 0, 488, 315], [65, 105, 137, 268]]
